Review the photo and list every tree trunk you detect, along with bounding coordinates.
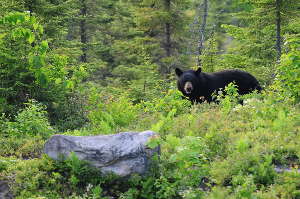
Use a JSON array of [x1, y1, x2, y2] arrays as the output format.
[[165, 22, 171, 57], [164, 0, 171, 58], [275, 0, 282, 63], [67, 18, 76, 41], [80, 0, 88, 63], [197, 0, 208, 67]]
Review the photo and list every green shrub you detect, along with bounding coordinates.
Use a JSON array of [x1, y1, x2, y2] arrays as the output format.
[[0, 136, 45, 158], [218, 82, 240, 114], [88, 91, 139, 134], [0, 159, 8, 173], [0, 100, 53, 157], [254, 171, 300, 199], [50, 91, 89, 131], [0, 12, 81, 117], [143, 89, 191, 116], [274, 36, 300, 102], [69, 184, 106, 199], [4, 100, 54, 138], [5, 154, 116, 198], [5, 156, 59, 198], [2, 69, 300, 199]]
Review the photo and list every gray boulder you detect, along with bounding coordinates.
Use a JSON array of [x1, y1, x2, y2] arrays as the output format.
[[44, 131, 160, 177], [0, 181, 13, 199]]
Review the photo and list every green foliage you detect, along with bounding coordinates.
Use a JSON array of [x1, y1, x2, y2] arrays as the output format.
[[200, 35, 219, 73], [5, 156, 59, 198], [1, 0, 300, 198], [50, 90, 89, 131], [133, 0, 193, 73], [143, 89, 191, 116], [274, 36, 300, 102], [0, 12, 81, 119], [0, 100, 51, 158], [219, 0, 299, 85], [217, 82, 240, 114], [2, 100, 54, 138], [141, 89, 191, 137], [161, 135, 209, 186], [220, 23, 275, 85], [69, 184, 106, 199], [14, 100, 52, 136], [87, 89, 139, 134], [3, 84, 300, 199], [4, 154, 114, 198], [115, 135, 209, 199]]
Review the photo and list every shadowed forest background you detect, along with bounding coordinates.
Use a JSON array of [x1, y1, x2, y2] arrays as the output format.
[[0, 0, 300, 198]]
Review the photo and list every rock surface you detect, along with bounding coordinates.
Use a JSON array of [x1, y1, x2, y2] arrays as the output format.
[[0, 181, 13, 199], [44, 131, 160, 177], [274, 165, 300, 173]]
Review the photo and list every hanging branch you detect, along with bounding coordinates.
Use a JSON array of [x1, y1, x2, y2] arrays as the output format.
[[197, 0, 208, 67], [275, 0, 282, 63]]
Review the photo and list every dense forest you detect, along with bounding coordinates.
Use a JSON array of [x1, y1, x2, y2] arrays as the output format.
[[0, 0, 300, 198]]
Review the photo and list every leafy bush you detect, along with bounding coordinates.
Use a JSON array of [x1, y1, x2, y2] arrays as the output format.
[[0, 136, 45, 158], [3, 100, 54, 138], [217, 82, 240, 114], [88, 90, 139, 134], [274, 36, 300, 102], [5, 154, 115, 198], [0, 100, 52, 158], [0, 1, 300, 199], [50, 91, 89, 131], [0, 12, 86, 124], [143, 89, 191, 116], [2, 90, 300, 199], [115, 135, 209, 199]]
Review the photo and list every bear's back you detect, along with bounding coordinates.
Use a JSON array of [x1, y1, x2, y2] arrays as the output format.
[[205, 69, 261, 94]]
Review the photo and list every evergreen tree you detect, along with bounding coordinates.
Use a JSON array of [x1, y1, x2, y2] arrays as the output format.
[[219, 0, 300, 84], [187, 0, 235, 70], [134, 0, 193, 75]]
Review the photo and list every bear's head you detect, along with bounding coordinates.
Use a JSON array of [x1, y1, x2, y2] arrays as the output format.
[[175, 67, 202, 96]]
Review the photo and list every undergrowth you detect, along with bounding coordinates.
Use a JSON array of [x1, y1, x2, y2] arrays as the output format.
[[1, 83, 299, 199]]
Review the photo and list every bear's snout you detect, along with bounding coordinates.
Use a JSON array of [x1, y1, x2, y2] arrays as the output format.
[[184, 81, 193, 94]]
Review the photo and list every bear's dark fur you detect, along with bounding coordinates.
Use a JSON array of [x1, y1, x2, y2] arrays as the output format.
[[175, 68, 261, 103]]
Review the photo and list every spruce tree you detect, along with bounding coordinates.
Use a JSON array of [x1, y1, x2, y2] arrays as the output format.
[[220, 0, 300, 84], [134, 0, 193, 75]]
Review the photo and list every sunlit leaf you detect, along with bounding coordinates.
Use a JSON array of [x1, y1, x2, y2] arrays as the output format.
[[27, 33, 35, 44]]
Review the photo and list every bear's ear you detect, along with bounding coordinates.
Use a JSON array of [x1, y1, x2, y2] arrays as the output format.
[[175, 68, 183, 77], [195, 67, 202, 75]]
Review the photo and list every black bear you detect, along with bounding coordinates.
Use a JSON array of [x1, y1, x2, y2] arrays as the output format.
[[175, 68, 261, 103]]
